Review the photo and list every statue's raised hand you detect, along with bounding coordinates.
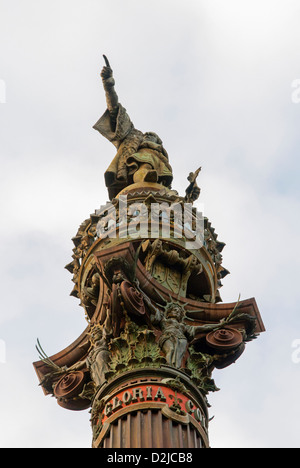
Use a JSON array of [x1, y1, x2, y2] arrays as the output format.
[[101, 55, 115, 89]]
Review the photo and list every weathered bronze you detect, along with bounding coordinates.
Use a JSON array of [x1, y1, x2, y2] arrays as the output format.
[[93, 55, 173, 200], [33, 56, 265, 448]]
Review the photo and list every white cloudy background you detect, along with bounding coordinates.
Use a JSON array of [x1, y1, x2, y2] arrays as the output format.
[[0, 0, 300, 448]]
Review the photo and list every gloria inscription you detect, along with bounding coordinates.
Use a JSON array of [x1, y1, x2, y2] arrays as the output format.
[[101, 383, 207, 430]]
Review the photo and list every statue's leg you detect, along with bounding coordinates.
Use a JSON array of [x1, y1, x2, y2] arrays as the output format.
[[143, 169, 158, 183], [162, 340, 174, 366], [133, 163, 158, 183], [175, 339, 188, 368]]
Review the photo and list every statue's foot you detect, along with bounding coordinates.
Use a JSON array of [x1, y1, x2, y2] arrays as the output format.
[[143, 170, 158, 183]]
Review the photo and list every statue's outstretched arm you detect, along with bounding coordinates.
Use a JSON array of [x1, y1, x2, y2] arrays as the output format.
[[101, 55, 119, 113]]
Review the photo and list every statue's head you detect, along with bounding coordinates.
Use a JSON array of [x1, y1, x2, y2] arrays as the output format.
[[141, 131, 170, 162], [165, 303, 185, 321], [89, 324, 104, 344], [143, 132, 162, 145], [112, 272, 124, 283]]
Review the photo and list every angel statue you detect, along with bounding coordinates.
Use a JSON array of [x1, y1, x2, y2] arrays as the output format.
[[93, 55, 173, 199]]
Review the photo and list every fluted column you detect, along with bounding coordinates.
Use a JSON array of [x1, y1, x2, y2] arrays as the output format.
[[91, 367, 209, 449]]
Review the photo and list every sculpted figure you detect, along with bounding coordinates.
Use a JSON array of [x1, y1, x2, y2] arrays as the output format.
[[67, 326, 110, 388], [142, 299, 229, 369], [93, 56, 173, 199], [155, 303, 194, 368], [185, 167, 201, 204]]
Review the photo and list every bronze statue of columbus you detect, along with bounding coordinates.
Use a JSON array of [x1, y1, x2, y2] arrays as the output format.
[[93, 56, 173, 200]]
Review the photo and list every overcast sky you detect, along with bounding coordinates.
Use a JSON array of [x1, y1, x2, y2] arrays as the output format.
[[1, 0, 300, 448]]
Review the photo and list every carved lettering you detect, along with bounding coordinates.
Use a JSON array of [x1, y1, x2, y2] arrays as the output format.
[[132, 387, 145, 403], [104, 402, 113, 417], [146, 386, 152, 400], [185, 399, 206, 428], [122, 391, 132, 405], [112, 396, 123, 412], [154, 387, 166, 402], [185, 399, 194, 414], [102, 385, 206, 431]]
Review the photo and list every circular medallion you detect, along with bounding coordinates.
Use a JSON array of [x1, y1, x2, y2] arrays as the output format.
[[120, 280, 146, 316], [54, 371, 91, 410], [54, 371, 85, 399], [206, 327, 243, 351]]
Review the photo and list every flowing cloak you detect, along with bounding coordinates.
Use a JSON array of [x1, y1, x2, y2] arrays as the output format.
[[93, 103, 173, 199]]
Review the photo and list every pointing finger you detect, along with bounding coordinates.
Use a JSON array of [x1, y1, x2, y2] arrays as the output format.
[[103, 55, 111, 68]]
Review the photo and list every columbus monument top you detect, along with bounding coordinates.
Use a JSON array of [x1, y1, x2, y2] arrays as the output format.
[[93, 55, 173, 199]]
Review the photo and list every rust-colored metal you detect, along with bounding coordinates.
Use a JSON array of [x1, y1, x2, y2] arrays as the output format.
[[120, 280, 146, 317], [101, 411, 204, 449], [206, 327, 243, 351], [54, 371, 91, 410], [33, 56, 265, 449], [91, 368, 210, 449]]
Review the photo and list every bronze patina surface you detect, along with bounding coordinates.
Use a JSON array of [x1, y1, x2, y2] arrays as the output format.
[[33, 56, 265, 448]]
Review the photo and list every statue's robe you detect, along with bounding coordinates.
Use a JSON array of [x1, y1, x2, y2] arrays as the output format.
[[93, 104, 173, 199]]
